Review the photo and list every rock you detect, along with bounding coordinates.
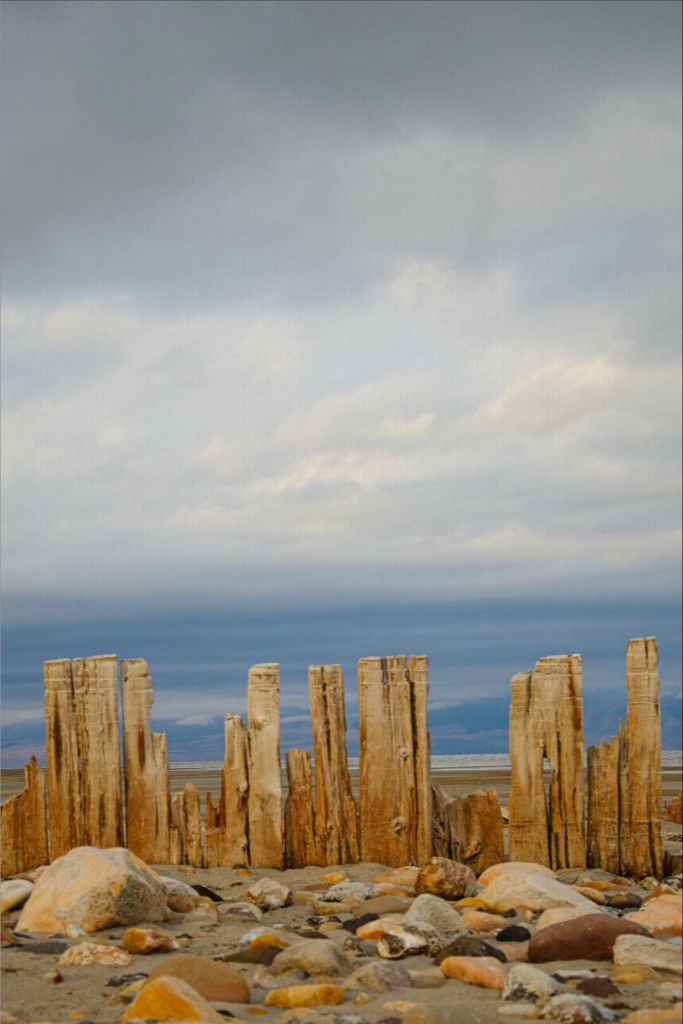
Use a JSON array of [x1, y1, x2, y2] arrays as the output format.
[[608, 893, 643, 910], [620, 1009, 683, 1024], [245, 877, 292, 910], [440, 954, 506, 989], [536, 907, 599, 931], [503, 964, 561, 1005], [505, 941, 531, 962], [0, 880, 34, 913], [416, 858, 477, 900], [498, 925, 532, 942], [122, 975, 225, 1022], [342, 961, 411, 992], [318, 882, 373, 902], [363, 895, 411, 915], [479, 863, 556, 885], [481, 871, 604, 915], [540, 993, 618, 1021], [462, 909, 510, 932], [221, 945, 281, 965], [157, 876, 200, 913], [407, 967, 447, 988], [575, 978, 619, 998], [312, 898, 361, 915], [271, 939, 349, 977], [434, 934, 508, 964], [551, 970, 597, 981], [370, 866, 420, 888], [148, 954, 250, 1002], [221, 900, 263, 920], [16, 847, 166, 934], [626, 895, 683, 936], [611, 963, 661, 983], [121, 928, 179, 954], [497, 1004, 542, 1018], [377, 927, 429, 958], [528, 915, 650, 962], [402, 1007, 463, 1024], [383, 1000, 418, 1013], [320, 871, 348, 884], [572, 887, 607, 906], [240, 925, 296, 948], [343, 913, 379, 933], [613, 934, 683, 974], [59, 942, 133, 966], [404, 893, 464, 936], [657, 982, 683, 1001], [184, 902, 219, 925], [356, 914, 405, 940], [264, 984, 344, 1008], [11, 939, 68, 954]]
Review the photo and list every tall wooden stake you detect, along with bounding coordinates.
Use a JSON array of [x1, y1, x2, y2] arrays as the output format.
[[247, 664, 283, 868], [44, 659, 83, 858], [1, 757, 48, 875], [285, 749, 318, 867]]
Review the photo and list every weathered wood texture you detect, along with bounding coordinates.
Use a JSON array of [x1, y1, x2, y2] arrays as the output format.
[[1, 757, 48, 876], [121, 658, 171, 863], [621, 638, 663, 878], [358, 655, 431, 866], [247, 664, 283, 868], [44, 659, 84, 857], [308, 665, 358, 865], [285, 749, 318, 867], [586, 735, 621, 874], [508, 655, 585, 869], [431, 785, 504, 875], [72, 655, 124, 848], [205, 714, 250, 868], [169, 784, 204, 867]]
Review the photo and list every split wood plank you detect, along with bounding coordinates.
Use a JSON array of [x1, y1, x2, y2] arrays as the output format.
[[44, 659, 83, 858], [285, 749, 318, 867], [1, 757, 48, 876], [247, 664, 283, 868], [205, 714, 250, 868]]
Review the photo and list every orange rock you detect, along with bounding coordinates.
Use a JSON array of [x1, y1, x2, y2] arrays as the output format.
[[461, 909, 509, 932], [620, 1008, 683, 1024], [320, 872, 347, 884], [235, 868, 251, 876], [373, 884, 414, 897], [611, 963, 661, 984], [370, 866, 420, 888], [121, 928, 179, 954], [264, 984, 344, 1008], [247, 1010, 267, 1016], [122, 976, 225, 1022], [356, 914, 405, 940], [580, 880, 617, 893], [148, 954, 250, 1002], [382, 1001, 418, 1013], [625, 895, 683, 936], [67, 1012, 89, 1021], [478, 862, 555, 885], [59, 942, 133, 966], [439, 955, 506, 989], [247, 933, 290, 950], [453, 897, 487, 909]]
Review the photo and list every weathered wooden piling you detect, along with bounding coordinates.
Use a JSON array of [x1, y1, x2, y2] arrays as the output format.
[[1, 757, 48, 875], [205, 713, 250, 868], [285, 749, 318, 867], [432, 785, 504, 876], [308, 664, 358, 865], [508, 655, 585, 869], [247, 664, 283, 868], [121, 658, 171, 863], [358, 655, 431, 866], [44, 659, 83, 857]]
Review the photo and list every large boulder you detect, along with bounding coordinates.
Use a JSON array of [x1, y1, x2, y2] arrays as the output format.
[[16, 846, 166, 934], [480, 870, 606, 914]]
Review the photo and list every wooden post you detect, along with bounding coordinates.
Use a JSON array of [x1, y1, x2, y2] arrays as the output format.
[[409, 655, 432, 864], [508, 656, 585, 869], [508, 671, 548, 865], [620, 637, 663, 878], [205, 714, 250, 868], [183, 783, 204, 868], [587, 735, 621, 873], [169, 793, 184, 865], [44, 659, 83, 858], [358, 655, 429, 866], [71, 655, 123, 848], [247, 664, 283, 868], [121, 658, 171, 863], [1, 757, 48, 876], [285, 749, 318, 867], [431, 785, 503, 876], [308, 665, 358, 865]]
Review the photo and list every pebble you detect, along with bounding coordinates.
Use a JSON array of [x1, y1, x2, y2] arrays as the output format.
[[270, 939, 349, 976], [58, 941, 133, 966], [377, 927, 429, 958], [657, 982, 683, 1000], [611, 963, 662, 984], [121, 927, 179, 954], [572, 887, 608, 906], [576, 977, 620, 998], [503, 964, 562, 1005], [407, 966, 447, 988], [480, 872, 605, 915], [342, 960, 411, 991], [0, 879, 34, 913], [462, 909, 510, 932], [498, 925, 532, 942], [356, 915, 405, 940], [613, 934, 683, 975], [626, 895, 683, 937], [245, 877, 292, 910], [221, 900, 263, 920], [479, 862, 557, 884], [540, 993, 618, 1021], [363, 895, 411, 915], [240, 925, 296, 947], [370, 866, 420, 888], [320, 871, 347, 884], [609, 893, 643, 911], [157, 875, 199, 913], [528, 914, 650, 962], [415, 857, 477, 900], [148, 953, 250, 1001], [264, 983, 344, 1008], [403, 1006, 469, 1024], [439, 954, 507, 989], [619, 1009, 683, 1024], [122, 975, 225, 1022], [16, 846, 167, 934], [404, 893, 464, 935], [497, 1003, 541, 1018], [318, 882, 373, 902], [433, 934, 508, 964]]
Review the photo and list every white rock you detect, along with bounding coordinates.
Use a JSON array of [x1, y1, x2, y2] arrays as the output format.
[[404, 893, 464, 936], [244, 877, 291, 910], [270, 938, 349, 977], [613, 933, 683, 975], [342, 961, 412, 992], [157, 875, 200, 913], [541, 995, 617, 1022], [503, 964, 562, 1006], [318, 881, 374, 902], [480, 871, 606, 915], [0, 880, 33, 913]]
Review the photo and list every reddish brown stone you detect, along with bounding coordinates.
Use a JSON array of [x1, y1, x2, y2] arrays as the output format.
[[528, 915, 650, 963]]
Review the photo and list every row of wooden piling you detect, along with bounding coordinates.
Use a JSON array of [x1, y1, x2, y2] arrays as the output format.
[[1, 638, 665, 880]]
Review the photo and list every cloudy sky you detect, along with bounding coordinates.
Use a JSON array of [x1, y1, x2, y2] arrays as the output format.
[[2, 1, 681, 765]]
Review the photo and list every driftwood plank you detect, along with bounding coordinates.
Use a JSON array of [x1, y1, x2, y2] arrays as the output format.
[[308, 664, 358, 865], [285, 749, 318, 867], [508, 670, 548, 864], [121, 658, 171, 863], [44, 659, 83, 858], [1, 757, 48, 876], [247, 664, 283, 868]]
